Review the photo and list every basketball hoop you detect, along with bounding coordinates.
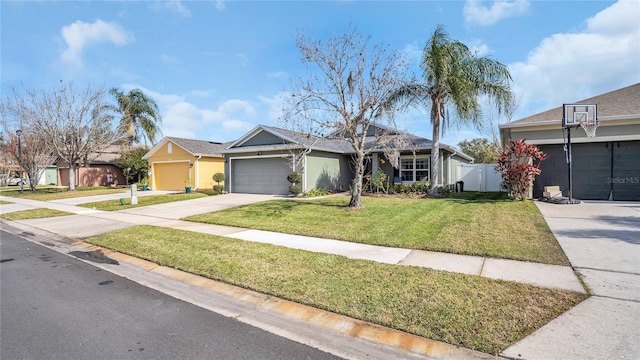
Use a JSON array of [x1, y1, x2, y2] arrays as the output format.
[[579, 118, 598, 138]]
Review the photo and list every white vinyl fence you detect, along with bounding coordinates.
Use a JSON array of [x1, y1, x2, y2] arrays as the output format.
[[457, 164, 503, 192]]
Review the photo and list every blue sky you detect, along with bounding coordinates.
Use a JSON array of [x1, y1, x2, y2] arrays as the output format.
[[2, 0, 639, 146]]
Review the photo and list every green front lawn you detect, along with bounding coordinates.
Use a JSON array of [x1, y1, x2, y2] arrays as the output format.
[[87, 225, 586, 355], [0, 208, 74, 220], [186, 194, 568, 265], [0, 186, 126, 201]]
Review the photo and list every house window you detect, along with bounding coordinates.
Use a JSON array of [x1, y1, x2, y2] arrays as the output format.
[[167, 143, 172, 154], [400, 156, 429, 182]]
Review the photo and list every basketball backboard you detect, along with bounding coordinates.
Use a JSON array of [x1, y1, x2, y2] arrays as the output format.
[[563, 104, 597, 128]]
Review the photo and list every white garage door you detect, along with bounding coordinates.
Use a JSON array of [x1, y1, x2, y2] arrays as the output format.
[[231, 157, 291, 194]]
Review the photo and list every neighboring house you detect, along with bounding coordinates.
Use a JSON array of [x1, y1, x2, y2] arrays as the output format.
[[221, 124, 472, 195], [55, 145, 127, 187], [499, 83, 640, 201], [143, 137, 227, 191], [38, 156, 58, 185]]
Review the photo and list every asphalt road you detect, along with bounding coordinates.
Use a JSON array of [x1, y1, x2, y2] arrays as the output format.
[[0, 231, 342, 360]]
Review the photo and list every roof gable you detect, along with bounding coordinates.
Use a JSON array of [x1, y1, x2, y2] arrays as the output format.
[[503, 82, 640, 128], [143, 137, 225, 159], [226, 125, 300, 149]]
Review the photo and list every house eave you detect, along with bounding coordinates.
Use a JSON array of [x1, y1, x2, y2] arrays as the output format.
[[225, 125, 301, 150], [500, 114, 640, 130]]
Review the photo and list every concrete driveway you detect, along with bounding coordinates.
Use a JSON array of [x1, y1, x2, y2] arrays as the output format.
[[502, 200, 640, 360], [113, 193, 283, 220], [3, 193, 283, 240]]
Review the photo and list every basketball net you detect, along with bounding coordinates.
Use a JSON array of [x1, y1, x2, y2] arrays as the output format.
[[579, 119, 598, 137]]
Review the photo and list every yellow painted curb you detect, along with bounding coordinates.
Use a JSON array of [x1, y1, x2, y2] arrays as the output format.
[[78, 242, 498, 360]]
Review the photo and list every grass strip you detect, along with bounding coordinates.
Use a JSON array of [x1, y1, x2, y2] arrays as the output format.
[[79, 192, 209, 211], [0, 200, 13, 205], [186, 195, 568, 265], [87, 225, 586, 355], [0, 208, 74, 220], [0, 187, 125, 201]]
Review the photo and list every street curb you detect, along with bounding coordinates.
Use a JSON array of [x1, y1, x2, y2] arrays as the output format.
[[72, 241, 501, 360], [2, 219, 501, 360]]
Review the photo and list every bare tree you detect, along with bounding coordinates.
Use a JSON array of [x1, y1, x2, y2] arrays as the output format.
[[283, 28, 407, 208], [0, 123, 51, 191], [1, 83, 125, 191]]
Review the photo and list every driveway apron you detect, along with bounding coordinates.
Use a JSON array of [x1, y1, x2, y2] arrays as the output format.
[[502, 201, 640, 360]]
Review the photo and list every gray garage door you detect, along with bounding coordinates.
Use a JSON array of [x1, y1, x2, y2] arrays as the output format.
[[231, 157, 291, 194], [535, 141, 640, 201]]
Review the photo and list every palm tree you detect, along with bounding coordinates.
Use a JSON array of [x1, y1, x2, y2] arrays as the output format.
[[386, 24, 514, 194], [110, 88, 162, 146]]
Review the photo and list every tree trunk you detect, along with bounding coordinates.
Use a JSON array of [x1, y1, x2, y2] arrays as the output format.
[[349, 155, 365, 208], [430, 114, 440, 195], [68, 165, 76, 191]]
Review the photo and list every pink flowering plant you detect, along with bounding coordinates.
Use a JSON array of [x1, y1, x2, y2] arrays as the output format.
[[496, 139, 547, 200]]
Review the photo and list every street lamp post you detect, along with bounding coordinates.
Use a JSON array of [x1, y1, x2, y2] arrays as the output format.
[[16, 129, 23, 194]]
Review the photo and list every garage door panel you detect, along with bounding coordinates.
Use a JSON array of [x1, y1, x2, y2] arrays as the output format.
[[536, 141, 639, 201], [232, 158, 291, 194], [535, 145, 567, 198], [612, 141, 640, 201], [572, 143, 610, 200], [155, 162, 189, 191]]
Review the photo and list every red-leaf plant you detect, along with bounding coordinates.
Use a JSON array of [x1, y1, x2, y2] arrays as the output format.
[[496, 139, 546, 200]]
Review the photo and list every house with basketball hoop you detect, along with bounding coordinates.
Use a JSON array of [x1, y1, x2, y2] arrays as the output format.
[[499, 82, 640, 201]]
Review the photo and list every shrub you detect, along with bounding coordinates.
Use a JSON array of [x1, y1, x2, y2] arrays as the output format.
[[212, 172, 225, 186], [392, 182, 430, 195], [303, 188, 331, 197], [368, 169, 389, 194], [436, 186, 451, 196], [289, 184, 302, 195], [287, 171, 302, 185], [213, 185, 224, 193], [496, 139, 546, 201]]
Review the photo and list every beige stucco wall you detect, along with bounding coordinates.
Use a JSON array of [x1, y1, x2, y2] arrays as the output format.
[[146, 140, 223, 190], [196, 157, 225, 189]]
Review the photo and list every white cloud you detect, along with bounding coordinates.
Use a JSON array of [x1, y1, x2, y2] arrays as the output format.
[[402, 43, 422, 63], [222, 120, 250, 130], [467, 39, 492, 57], [509, 0, 640, 119], [259, 92, 290, 123], [117, 84, 279, 141], [60, 20, 133, 66], [464, 0, 530, 27], [149, 1, 191, 17], [166, 1, 191, 17], [188, 90, 212, 98]]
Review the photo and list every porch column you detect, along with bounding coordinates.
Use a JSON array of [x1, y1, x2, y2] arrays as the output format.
[[372, 153, 379, 175]]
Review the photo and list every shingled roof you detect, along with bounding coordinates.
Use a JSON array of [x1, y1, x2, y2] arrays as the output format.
[[164, 137, 229, 156], [221, 124, 471, 160], [501, 82, 640, 128]]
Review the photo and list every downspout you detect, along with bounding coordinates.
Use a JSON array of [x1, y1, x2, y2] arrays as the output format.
[[194, 155, 202, 190]]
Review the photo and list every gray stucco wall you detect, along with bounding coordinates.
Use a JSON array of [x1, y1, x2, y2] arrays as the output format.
[[507, 123, 640, 144], [305, 151, 353, 192], [241, 131, 288, 146]]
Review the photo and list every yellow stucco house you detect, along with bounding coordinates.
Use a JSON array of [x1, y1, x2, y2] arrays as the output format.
[[143, 137, 228, 191]]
